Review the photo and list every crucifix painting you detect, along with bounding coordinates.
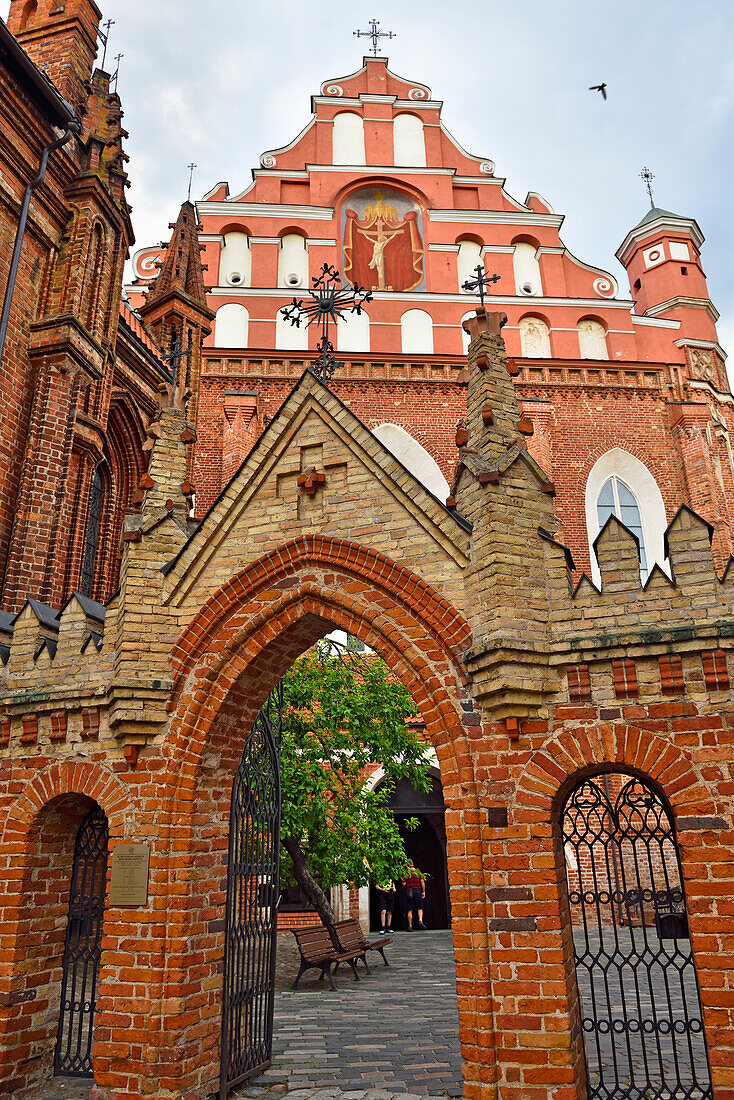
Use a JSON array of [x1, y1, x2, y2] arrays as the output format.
[[342, 187, 425, 293]]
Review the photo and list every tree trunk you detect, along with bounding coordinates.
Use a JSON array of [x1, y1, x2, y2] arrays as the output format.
[[282, 834, 336, 928]]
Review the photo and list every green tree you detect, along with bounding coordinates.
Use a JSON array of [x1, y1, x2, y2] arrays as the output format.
[[280, 641, 432, 929]]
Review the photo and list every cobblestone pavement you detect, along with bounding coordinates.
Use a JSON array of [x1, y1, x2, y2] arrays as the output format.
[[234, 929, 463, 1098]]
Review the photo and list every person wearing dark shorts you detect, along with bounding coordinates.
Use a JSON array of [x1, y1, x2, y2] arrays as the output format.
[[375, 882, 395, 933], [401, 866, 426, 930]]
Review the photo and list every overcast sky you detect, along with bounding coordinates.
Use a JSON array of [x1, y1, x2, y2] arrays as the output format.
[[5, 0, 734, 354]]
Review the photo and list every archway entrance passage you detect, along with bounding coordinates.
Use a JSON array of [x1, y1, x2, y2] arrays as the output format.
[[561, 772, 712, 1100], [54, 803, 108, 1078], [370, 772, 450, 931], [220, 685, 282, 1097]]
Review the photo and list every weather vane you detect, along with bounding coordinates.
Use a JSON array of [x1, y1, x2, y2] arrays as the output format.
[[279, 264, 372, 383], [98, 18, 115, 71], [640, 165, 655, 209], [354, 18, 395, 57], [187, 163, 197, 202], [462, 264, 501, 308]]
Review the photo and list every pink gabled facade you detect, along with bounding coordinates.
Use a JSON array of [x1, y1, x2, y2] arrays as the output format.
[[127, 55, 734, 579]]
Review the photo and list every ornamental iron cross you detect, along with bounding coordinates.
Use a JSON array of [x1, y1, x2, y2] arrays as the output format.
[[354, 19, 395, 57], [640, 165, 655, 209], [279, 263, 372, 383], [462, 264, 501, 307]]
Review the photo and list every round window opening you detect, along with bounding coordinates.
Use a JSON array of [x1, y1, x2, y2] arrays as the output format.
[[285, 272, 302, 288], [520, 281, 536, 296], [227, 271, 244, 286]]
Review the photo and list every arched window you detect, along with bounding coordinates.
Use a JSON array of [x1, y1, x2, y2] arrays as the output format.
[[336, 309, 370, 353], [578, 318, 609, 360], [219, 231, 251, 287], [513, 240, 542, 296], [393, 114, 426, 167], [519, 315, 551, 357], [275, 308, 308, 351], [585, 448, 668, 584], [278, 233, 308, 289], [597, 476, 647, 575], [214, 303, 249, 348], [457, 240, 483, 292], [400, 309, 433, 354], [332, 112, 365, 166], [80, 463, 105, 597], [373, 424, 450, 499], [83, 222, 105, 332]]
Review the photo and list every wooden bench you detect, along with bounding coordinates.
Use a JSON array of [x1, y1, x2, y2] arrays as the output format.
[[291, 926, 363, 991], [332, 917, 392, 968]]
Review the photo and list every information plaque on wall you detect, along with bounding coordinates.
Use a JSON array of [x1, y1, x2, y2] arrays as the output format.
[[110, 843, 150, 907]]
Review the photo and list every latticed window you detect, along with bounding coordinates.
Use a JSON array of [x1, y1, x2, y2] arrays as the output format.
[[80, 464, 104, 596], [596, 475, 648, 577]]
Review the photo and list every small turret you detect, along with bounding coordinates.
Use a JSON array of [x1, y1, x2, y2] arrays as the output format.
[[617, 206, 725, 386]]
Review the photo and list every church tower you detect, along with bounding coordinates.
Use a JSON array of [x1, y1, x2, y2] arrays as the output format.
[[616, 206, 725, 388], [6, 0, 102, 113]]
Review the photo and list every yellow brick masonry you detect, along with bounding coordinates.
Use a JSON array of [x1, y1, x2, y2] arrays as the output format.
[[1, 314, 734, 1100]]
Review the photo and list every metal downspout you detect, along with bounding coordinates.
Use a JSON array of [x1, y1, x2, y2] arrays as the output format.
[[0, 117, 81, 368]]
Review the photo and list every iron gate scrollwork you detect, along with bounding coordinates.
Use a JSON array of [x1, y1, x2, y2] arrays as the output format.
[[220, 684, 283, 1097], [562, 773, 712, 1100], [54, 803, 109, 1077]]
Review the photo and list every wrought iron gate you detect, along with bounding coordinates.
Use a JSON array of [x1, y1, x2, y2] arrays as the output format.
[[562, 773, 712, 1100], [54, 804, 109, 1077], [220, 685, 283, 1097]]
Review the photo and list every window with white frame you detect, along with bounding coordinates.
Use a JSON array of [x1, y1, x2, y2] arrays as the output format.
[[585, 449, 668, 585]]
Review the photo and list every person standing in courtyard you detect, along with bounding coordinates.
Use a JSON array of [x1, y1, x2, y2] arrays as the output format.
[[402, 865, 426, 930], [375, 880, 396, 934]]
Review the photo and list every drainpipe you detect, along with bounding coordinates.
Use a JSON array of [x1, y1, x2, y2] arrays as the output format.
[[0, 117, 81, 368]]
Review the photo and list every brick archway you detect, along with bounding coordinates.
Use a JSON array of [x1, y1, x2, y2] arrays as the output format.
[[0, 763, 131, 1094], [513, 722, 713, 822], [148, 545, 492, 1100], [504, 723, 721, 1100]]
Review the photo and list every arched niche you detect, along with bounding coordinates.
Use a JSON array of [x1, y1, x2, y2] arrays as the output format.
[[373, 423, 449, 500], [275, 308, 308, 351], [332, 112, 366, 166], [214, 303, 249, 348], [578, 317, 609, 360], [219, 231, 251, 288], [457, 240, 483, 293], [519, 314, 551, 357], [401, 309, 433, 355], [513, 239, 542, 297], [336, 309, 370, 353], [278, 233, 308, 289], [393, 113, 426, 168]]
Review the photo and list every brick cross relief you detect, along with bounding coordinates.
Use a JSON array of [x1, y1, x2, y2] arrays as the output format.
[[277, 443, 348, 517]]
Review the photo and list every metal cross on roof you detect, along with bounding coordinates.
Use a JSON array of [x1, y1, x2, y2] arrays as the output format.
[[640, 165, 655, 209], [161, 330, 192, 385], [462, 264, 501, 308], [354, 18, 396, 57], [279, 263, 372, 383], [98, 18, 115, 71], [111, 52, 123, 93]]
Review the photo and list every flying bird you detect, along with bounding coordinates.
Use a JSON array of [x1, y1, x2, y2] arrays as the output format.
[[589, 83, 608, 100]]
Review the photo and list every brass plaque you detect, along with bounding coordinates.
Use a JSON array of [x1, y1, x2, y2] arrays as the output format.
[[110, 843, 150, 907]]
